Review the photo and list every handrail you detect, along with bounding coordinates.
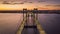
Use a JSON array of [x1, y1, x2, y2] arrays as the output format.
[[32, 13, 46, 34], [16, 13, 29, 34]]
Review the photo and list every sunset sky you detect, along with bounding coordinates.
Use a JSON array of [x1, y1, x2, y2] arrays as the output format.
[[0, 0, 60, 10]]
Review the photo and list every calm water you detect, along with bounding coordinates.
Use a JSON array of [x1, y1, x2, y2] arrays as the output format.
[[0, 13, 60, 34]]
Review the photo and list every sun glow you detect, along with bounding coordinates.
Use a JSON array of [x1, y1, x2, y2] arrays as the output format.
[[0, 4, 37, 10], [0, 4, 60, 10]]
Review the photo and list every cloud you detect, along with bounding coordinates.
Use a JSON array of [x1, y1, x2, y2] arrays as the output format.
[[23, 0, 46, 3], [48, 0, 60, 1], [38, 7, 49, 10], [46, 5, 60, 7], [38, 0, 46, 2]]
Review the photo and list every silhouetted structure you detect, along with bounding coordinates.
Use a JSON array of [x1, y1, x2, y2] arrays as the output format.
[[23, 8, 27, 11], [34, 8, 38, 10]]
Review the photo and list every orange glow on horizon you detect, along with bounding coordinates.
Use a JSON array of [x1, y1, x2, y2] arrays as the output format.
[[0, 4, 37, 10], [0, 4, 60, 10]]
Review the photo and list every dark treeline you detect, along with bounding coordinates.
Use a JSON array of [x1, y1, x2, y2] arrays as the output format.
[[0, 10, 60, 14]]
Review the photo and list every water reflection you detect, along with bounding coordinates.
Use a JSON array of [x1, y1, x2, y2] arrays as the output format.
[[0, 13, 23, 34], [0, 13, 60, 34]]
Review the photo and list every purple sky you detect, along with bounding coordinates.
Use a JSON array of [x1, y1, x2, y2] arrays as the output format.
[[0, 0, 60, 10], [0, 0, 60, 4]]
